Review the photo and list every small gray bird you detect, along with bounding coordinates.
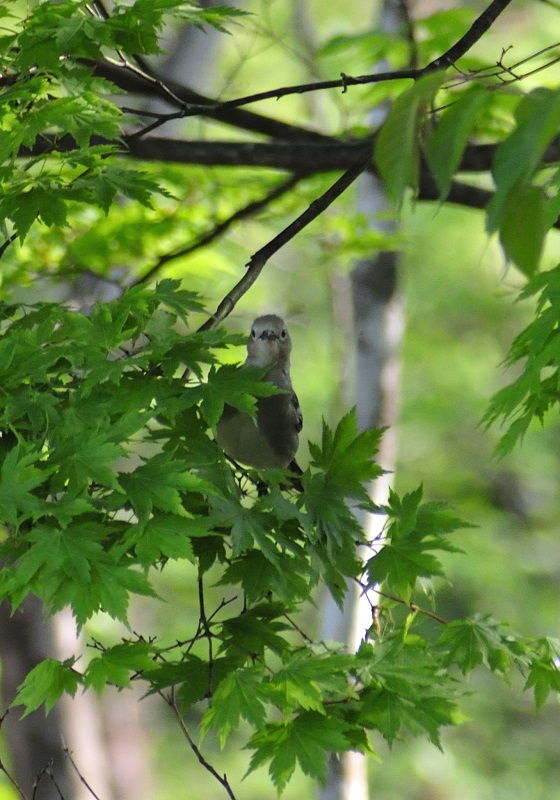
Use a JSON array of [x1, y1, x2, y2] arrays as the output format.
[[216, 315, 303, 471]]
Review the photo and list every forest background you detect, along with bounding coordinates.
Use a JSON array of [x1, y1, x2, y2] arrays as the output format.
[[0, 1, 560, 799]]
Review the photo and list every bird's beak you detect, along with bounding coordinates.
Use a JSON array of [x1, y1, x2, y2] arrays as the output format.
[[259, 330, 278, 341]]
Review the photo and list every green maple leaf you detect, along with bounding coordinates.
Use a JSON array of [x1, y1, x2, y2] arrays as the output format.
[[367, 539, 445, 600], [525, 659, 560, 712], [219, 603, 291, 659], [399, 695, 463, 749], [153, 279, 205, 319], [145, 655, 210, 704], [359, 657, 463, 748], [65, 558, 156, 626], [87, 301, 137, 349], [120, 453, 214, 525], [2, 524, 70, 608], [525, 639, 560, 711], [185, 363, 282, 428], [15, 658, 82, 716], [368, 486, 468, 599], [246, 711, 352, 793], [267, 653, 354, 714], [85, 641, 155, 692], [57, 523, 106, 583], [268, 668, 324, 714], [201, 667, 267, 746], [0, 445, 49, 528], [218, 549, 310, 604], [131, 512, 209, 565], [175, 656, 242, 708], [43, 495, 96, 527], [51, 429, 123, 494], [309, 410, 384, 500], [359, 687, 404, 745], [210, 495, 281, 564], [437, 614, 524, 677]]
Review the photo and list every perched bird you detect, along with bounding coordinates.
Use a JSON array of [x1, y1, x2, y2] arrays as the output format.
[[216, 315, 303, 473]]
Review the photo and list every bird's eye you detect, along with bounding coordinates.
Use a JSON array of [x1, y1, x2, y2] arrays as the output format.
[[251, 328, 257, 339], [280, 329, 287, 339]]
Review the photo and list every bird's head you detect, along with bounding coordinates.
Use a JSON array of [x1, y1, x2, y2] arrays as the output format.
[[246, 314, 292, 368]]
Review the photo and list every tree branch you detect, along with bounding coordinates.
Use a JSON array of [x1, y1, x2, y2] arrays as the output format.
[[24, 128, 560, 178], [169, 695, 237, 800], [64, 747, 100, 800], [89, 59, 330, 143], [128, 0, 517, 136], [127, 136, 371, 171], [20, 132, 560, 238], [198, 158, 369, 332], [419, 168, 493, 212], [423, 0, 516, 72], [133, 172, 303, 286]]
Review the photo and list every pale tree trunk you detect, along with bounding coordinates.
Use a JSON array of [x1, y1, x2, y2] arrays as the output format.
[[53, 609, 159, 800], [318, 1, 410, 797], [0, 597, 74, 800], [319, 239, 404, 800]]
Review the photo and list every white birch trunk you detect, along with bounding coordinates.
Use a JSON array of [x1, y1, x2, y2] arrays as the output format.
[[318, 1, 410, 795]]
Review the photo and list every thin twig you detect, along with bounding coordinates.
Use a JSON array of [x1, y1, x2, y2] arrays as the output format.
[[0, 757, 29, 800], [131, 0, 515, 139], [170, 696, 238, 800], [63, 747, 103, 800], [198, 158, 368, 332], [32, 763, 65, 800], [109, 55, 191, 109], [376, 589, 449, 625], [0, 233, 17, 261], [90, 58, 331, 143], [284, 614, 314, 643], [198, 569, 214, 696], [132, 173, 303, 287], [130, 68, 420, 138]]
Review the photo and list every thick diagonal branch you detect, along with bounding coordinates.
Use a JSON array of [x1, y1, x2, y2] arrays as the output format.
[[198, 158, 369, 332]]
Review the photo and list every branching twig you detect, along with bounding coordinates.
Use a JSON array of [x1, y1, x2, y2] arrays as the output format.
[[424, 0, 515, 72], [31, 762, 65, 800], [198, 158, 369, 332], [131, 68, 420, 138], [90, 58, 331, 143], [105, 55, 189, 110], [130, 0, 515, 139]]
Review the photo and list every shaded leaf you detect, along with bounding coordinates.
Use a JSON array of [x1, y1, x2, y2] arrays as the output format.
[[375, 71, 446, 211]]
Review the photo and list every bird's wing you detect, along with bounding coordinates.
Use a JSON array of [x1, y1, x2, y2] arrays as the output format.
[[291, 391, 303, 432]]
